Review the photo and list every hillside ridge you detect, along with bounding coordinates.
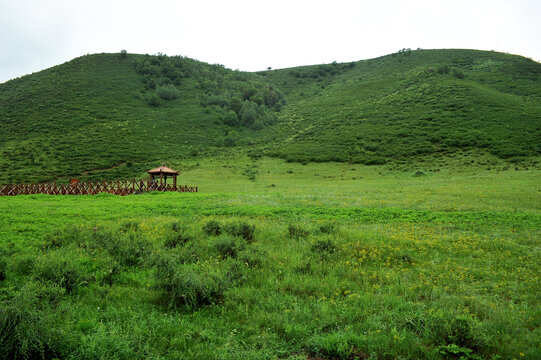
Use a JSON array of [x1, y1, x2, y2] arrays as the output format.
[[0, 49, 540, 183]]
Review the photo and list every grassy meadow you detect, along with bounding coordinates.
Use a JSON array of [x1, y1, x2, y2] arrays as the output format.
[[1, 46, 540, 359], [1, 158, 539, 359]]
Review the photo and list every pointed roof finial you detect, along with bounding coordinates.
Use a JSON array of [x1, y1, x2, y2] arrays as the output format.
[[147, 165, 180, 175]]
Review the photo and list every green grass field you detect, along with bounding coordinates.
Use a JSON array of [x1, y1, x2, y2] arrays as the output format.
[[1, 47, 540, 359], [1, 159, 539, 359]]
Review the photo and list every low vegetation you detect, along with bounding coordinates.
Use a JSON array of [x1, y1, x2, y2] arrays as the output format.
[[0, 47, 539, 359], [0, 162, 539, 359], [265, 49, 541, 164]]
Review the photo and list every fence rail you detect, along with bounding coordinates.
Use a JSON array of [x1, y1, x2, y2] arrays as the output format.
[[0, 179, 197, 196]]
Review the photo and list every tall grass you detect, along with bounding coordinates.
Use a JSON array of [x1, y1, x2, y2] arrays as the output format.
[[0, 166, 539, 359]]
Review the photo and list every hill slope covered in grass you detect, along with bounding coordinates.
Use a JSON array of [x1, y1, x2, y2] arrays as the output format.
[[0, 49, 540, 183], [0, 53, 282, 183], [267, 49, 541, 164]]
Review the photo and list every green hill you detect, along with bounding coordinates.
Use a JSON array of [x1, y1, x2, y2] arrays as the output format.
[[1, 49, 540, 183], [267, 49, 541, 164]]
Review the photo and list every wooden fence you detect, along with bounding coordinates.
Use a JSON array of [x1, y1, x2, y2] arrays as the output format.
[[0, 179, 197, 196]]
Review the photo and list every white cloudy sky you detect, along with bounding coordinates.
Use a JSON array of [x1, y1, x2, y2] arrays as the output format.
[[1, 0, 540, 83]]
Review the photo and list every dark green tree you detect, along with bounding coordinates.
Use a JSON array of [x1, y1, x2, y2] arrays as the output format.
[[229, 97, 243, 114], [239, 101, 258, 127]]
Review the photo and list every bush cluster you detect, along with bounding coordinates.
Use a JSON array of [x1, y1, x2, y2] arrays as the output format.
[[203, 219, 256, 242], [0, 219, 269, 357], [223, 221, 255, 242], [135, 53, 187, 88], [146, 94, 161, 107], [208, 88, 283, 130], [135, 52, 284, 129], [33, 255, 87, 293], [156, 84, 181, 100], [310, 238, 336, 254], [164, 232, 192, 249], [287, 61, 354, 80], [214, 236, 246, 259], [288, 224, 310, 239], [0, 282, 66, 359], [318, 221, 336, 234], [89, 229, 150, 267], [202, 219, 222, 236], [154, 255, 226, 309]]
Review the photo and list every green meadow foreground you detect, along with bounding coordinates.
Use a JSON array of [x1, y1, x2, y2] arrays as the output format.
[[0, 159, 540, 359]]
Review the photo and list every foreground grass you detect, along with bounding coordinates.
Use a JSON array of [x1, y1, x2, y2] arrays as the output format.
[[0, 164, 539, 359]]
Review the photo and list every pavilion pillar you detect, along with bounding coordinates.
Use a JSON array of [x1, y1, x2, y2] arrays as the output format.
[[173, 174, 177, 190]]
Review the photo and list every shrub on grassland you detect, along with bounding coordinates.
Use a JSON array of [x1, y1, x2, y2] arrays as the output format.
[[238, 247, 266, 268], [156, 84, 181, 100], [164, 232, 192, 249], [214, 236, 246, 259], [33, 254, 88, 293], [223, 220, 255, 242], [452, 69, 465, 79], [0, 282, 66, 359], [437, 65, 450, 74], [90, 229, 151, 267], [203, 219, 221, 236], [155, 256, 225, 309], [146, 94, 161, 106], [318, 221, 336, 234], [311, 238, 336, 254], [288, 224, 310, 239], [13, 256, 35, 276], [170, 221, 184, 233]]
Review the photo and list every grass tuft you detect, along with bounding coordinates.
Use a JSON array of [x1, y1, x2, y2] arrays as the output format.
[[202, 219, 222, 236]]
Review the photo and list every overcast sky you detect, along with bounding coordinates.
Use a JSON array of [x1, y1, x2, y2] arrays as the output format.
[[1, 0, 540, 83]]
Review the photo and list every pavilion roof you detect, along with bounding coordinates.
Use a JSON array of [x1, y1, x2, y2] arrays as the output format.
[[147, 165, 180, 175]]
